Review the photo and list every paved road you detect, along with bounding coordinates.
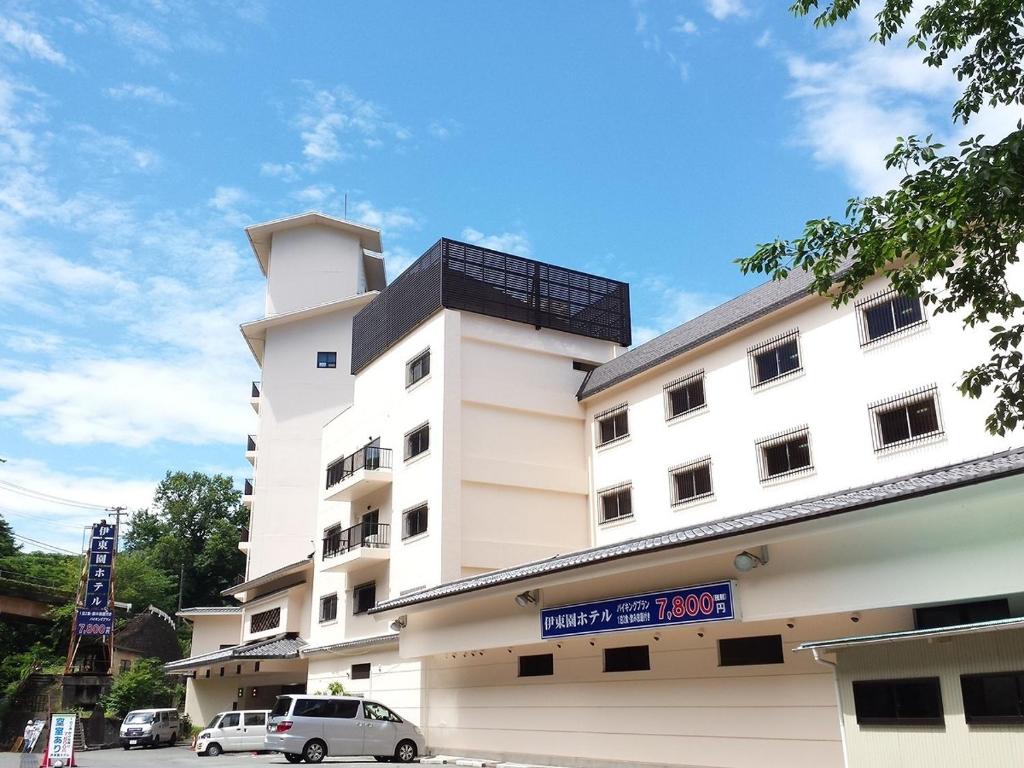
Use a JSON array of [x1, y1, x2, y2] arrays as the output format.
[[0, 745, 393, 767]]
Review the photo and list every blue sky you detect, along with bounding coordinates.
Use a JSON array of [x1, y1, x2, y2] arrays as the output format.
[[0, 0, 1015, 552]]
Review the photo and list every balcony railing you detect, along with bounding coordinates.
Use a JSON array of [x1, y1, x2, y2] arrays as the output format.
[[322, 522, 390, 559], [326, 445, 393, 489], [247, 434, 257, 452], [244, 479, 254, 496], [251, 381, 261, 398]]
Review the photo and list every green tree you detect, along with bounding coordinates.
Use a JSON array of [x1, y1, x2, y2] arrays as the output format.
[[739, 0, 1024, 434], [124, 472, 246, 609], [0, 515, 18, 557], [100, 657, 179, 719]]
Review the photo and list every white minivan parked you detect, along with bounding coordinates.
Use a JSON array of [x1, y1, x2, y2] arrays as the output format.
[[196, 710, 270, 756], [119, 708, 180, 749], [265, 694, 424, 763]]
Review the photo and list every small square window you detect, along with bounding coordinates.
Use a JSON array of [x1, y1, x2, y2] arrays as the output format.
[[317, 351, 337, 369], [405, 424, 430, 460], [665, 371, 706, 420], [603, 645, 650, 672], [406, 350, 430, 387], [353, 582, 376, 615], [961, 672, 1024, 724], [852, 678, 944, 726], [403, 504, 428, 539], [595, 404, 629, 447], [670, 458, 713, 505], [756, 427, 812, 481], [351, 663, 371, 680], [598, 483, 632, 523], [858, 290, 926, 345], [748, 331, 802, 387], [518, 654, 554, 677], [869, 386, 943, 451], [718, 635, 784, 666], [319, 594, 338, 623]]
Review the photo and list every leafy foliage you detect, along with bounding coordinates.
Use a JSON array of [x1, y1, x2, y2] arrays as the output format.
[[740, 0, 1024, 434], [124, 472, 247, 609], [100, 657, 180, 719], [0, 516, 18, 558]]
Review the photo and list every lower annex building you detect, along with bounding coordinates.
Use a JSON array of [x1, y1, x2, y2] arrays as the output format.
[[167, 212, 1024, 768]]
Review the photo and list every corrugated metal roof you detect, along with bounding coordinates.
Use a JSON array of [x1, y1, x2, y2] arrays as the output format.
[[579, 265, 844, 400], [176, 606, 243, 617], [164, 633, 306, 672], [371, 448, 1024, 615], [300, 634, 399, 657], [796, 616, 1024, 651], [221, 556, 312, 596]]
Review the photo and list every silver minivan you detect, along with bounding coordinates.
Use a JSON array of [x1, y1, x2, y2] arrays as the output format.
[[265, 694, 424, 763], [196, 710, 270, 756], [119, 708, 180, 749]]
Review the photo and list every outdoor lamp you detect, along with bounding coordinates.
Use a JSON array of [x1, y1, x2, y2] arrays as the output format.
[[390, 615, 407, 632], [514, 590, 538, 607], [734, 546, 770, 572]]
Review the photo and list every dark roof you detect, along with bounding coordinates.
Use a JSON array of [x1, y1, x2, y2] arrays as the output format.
[[114, 611, 181, 663], [164, 633, 306, 672], [176, 606, 243, 617], [300, 633, 398, 657], [221, 557, 311, 596], [579, 266, 830, 399], [371, 447, 1024, 615]]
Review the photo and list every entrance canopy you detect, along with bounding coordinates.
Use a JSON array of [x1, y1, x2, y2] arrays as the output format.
[[165, 632, 306, 673], [796, 616, 1024, 652]]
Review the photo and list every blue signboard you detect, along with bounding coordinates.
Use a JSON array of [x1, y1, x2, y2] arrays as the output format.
[[75, 610, 113, 636], [541, 580, 737, 639]]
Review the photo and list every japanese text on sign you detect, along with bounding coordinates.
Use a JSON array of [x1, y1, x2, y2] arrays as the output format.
[[46, 713, 76, 761], [540, 580, 737, 639]]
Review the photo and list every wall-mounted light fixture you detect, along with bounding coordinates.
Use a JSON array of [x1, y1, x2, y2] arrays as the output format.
[[514, 590, 538, 607], [389, 615, 407, 632], [734, 546, 770, 572]]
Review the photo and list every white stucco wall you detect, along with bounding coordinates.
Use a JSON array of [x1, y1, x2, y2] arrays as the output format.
[[265, 225, 366, 315]]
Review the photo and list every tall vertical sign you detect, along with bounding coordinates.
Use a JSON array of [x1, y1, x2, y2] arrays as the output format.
[[65, 520, 117, 674]]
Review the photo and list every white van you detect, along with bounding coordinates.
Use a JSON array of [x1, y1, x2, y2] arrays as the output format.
[[119, 708, 180, 749], [265, 695, 424, 763], [196, 710, 270, 756]]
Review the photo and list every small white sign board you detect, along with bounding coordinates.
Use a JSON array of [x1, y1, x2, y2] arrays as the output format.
[[46, 713, 76, 764]]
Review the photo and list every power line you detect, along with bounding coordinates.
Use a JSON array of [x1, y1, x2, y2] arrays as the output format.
[[0, 479, 110, 510], [11, 533, 78, 555], [0, 505, 92, 532]]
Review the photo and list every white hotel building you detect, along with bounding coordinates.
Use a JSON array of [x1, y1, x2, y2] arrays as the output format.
[[168, 212, 1024, 768]]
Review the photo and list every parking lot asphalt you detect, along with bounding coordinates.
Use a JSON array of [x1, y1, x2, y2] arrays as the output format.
[[0, 745, 393, 767]]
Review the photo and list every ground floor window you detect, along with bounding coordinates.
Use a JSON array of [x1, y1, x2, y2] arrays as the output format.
[[718, 634, 784, 666], [351, 662, 371, 680], [961, 671, 1024, 724], [603, 645, 649, 672], [852, 678, 944, 726], [518, 653, 554, 677]]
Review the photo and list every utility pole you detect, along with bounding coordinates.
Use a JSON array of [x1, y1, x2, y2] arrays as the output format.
[[105, 506, 126, 674]]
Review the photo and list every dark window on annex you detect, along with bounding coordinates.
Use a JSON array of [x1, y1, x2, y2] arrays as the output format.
[[403, 504, 428, 539], [351, 663, 371, 680], [718, 635, 784, 666], [599, 484, 632, 523], [405, 424, 430, 460], [518, 654, 554, 677], [604, 645, 650, 673], [852, 678, 944, 726], [353, 582, 376, 614], [595, 405, 629, 446], [319, 594, 338, 623], [406, 350, 430, 387], [317, 351, 337, 369], [665, 372, 706, 419]]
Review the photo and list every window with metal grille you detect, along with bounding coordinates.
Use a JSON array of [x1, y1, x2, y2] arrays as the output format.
[[869, 386, 942, 451], [914, 598, 1009, 630], [961, 672, 1024, 724], [351, 663, 371, 680], [316, 351, 337, 369], [319, 594, 338, 623], [595, 404, 628, 447], [403, 503, 428, 539], [756, 427, 812, 481], [748, 331, 802, 387], [665, 370, 706, 420], [518, 653, 554, 677], [405, 424, 429, 460], [670, 458, 713, 505], [353, 581, 376, 615], [249, 607, 280, 634], [406, 349, 430, 387], [852, 678, 944, 726], [604, 645, 650, 672], [857, 290, 925, 345], [598, 483, 632, 523], [718, 635, 784, 666]]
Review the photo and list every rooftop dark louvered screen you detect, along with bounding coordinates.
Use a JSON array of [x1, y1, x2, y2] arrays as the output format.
[[351, 238, 631, 373]]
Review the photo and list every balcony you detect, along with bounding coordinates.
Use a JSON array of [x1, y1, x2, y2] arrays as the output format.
[[242, 478, 254, 508], [250, 381, 261, 413], [322, 522, 390, 572], [325, 444, 393, 502], [245, 434, 257, 465], [237, 526, 249, 553]]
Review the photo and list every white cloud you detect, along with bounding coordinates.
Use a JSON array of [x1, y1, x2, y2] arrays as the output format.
[[105, 83, 178, 106], [351, 200, 419, 232], [704, 0, 748, 21], [631, 279, 725, 346], [671, 17, 698, 35], [755, 29, 772, 48], [73, 125, 162, 173], [293, 84, 411, 169], [428, 118, 462, 140], [292, 184, 336, 206], [259, 162, 299, 182], [384, 245, 418, 281], [209, 185, 247, 211], [460, 227, 531, 256], [0, 17, 67, 66]]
